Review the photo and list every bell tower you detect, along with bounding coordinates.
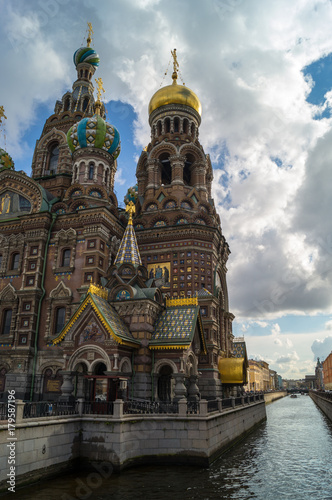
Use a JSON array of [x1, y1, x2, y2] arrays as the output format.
[[133, 50, 234, 398]]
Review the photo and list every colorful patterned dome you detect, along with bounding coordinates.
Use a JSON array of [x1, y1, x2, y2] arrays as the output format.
[[67, 114, 121, 159], [0, 148, 14, 170], [73, 47, 100, 68], [124, 185, 138, 205]]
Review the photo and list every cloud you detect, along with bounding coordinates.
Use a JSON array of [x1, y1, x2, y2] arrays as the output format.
[[311, 335, 332, 361], [276, 351, 299, 364], [271, 323, 281, 336], [274, 338, 283, 346], [325, 320, 332, 330]]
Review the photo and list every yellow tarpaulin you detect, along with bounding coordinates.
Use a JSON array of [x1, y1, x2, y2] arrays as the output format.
[[218, 357, 247, 384]]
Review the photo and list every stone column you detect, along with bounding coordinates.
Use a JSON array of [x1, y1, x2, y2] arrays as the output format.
[[187, 375, 200, 402], [170, 155, 185, 188], [59, 371, 75, 402], [173, 373, 187, 402]]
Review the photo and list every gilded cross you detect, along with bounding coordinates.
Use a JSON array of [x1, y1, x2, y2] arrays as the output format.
[[171, 48, 179, 82], [0, 106, 7, 125], [95, 77, 105, 103], [125, 201, 136, 223], [87, 22, 94, 48]]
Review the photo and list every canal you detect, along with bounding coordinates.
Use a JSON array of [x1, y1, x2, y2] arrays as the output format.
[[1, 395, 332, 499]]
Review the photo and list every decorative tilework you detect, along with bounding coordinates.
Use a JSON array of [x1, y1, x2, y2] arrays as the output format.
[[114, 217, 142, 268]]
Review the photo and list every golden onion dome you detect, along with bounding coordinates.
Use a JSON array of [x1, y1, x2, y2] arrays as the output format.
[[148, 48, 202, 116], [148, 82, 202, 116]]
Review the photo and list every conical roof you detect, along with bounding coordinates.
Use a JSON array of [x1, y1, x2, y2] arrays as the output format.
[[114, 202, 142, 268]]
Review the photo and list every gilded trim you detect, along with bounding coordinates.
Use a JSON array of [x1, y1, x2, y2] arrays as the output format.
[[166, 297, 198, 307]]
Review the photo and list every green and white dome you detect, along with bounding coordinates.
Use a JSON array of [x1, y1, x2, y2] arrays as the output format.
[[67, 114, 121, 159]]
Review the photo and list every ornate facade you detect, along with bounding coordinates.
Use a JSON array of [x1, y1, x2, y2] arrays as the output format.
[[0, 36, 242, 404]]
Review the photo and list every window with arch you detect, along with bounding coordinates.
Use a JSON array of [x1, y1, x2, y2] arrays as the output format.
[[61, 249, 71, 267], [82, 97, 89, 112], [54, 307, 66, 335], [1, 309, 12, 335], [174, 117, 179, 132], [165, 118, 170, 133], [88, 163, 94, 180], [64, 96, 70, 111], [0, 254, 2, 268], [11, 253, 20, 271], [157, 121, 162, 136], [48, 144, 59, 174], [160, 153, 171, 185], [183, 154, 194, 186], [183, 119, 189, 134]]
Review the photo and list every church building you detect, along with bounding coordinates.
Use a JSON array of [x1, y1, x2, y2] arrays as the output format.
[[0, 29, 246, 405]]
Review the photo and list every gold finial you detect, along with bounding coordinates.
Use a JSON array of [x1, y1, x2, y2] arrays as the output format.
[[94, 77, 105, 115], [87, 22, 94, 48], [171, 48, 179, 84], [125, 201, 136, 223], [0, 106, 7, 125]]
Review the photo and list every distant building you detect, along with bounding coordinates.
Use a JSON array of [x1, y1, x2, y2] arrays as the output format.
[[323, 352, 332, 390], [315, 358, 324, 390]]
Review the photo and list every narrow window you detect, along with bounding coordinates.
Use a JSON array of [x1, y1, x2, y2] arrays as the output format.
[[89, 164, 94, 180], [1, 309, 12, 335], [174, 117, 179, 132], [11, 253, 20, 271], [64, 97, 70, 111], [0, 254, 2, 267], [54, 307, 66, 334], [82, 98, 89, 112], [49, 144, 59, 174], [62, 249, 71, 267]]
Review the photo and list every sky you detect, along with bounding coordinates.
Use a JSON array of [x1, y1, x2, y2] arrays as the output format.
[[1, 0, 332, 380]]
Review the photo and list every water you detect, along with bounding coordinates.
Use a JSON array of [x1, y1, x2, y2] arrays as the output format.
[[2, 395, 332, 500]]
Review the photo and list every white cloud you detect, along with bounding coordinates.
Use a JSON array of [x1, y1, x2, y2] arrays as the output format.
[[325, 320, 332, 330], [311, 335, 332, 361], [271, 323, 281, 336]]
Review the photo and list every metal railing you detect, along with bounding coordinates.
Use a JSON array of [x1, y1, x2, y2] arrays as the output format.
[[82, 401, 114, 415], [124, 400, 178, 415], [207, 399, 219, 413], [23, 401, 78, 419], [310, 390, 332, 402], [0, 402, 8, 420], [187, 401, 199, 414]]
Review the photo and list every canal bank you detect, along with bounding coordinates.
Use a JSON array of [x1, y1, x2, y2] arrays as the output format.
[[0, 395, 266, 492], [1, 394, 331, 500], [309, 389, 332, 422]]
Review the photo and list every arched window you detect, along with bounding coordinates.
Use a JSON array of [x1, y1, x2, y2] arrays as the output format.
[[1, 309, 12, 335], [183, 154, 194, 186], [174, 117, 179, 132], [183, 119, 189, 134], [11, 253, 20, 271], [82, 98, 89, 112], [157, 121, 162, 136], [158, 365, 173, 401], [61, 249, 71, 267], [165, 118, 170, 133], [0, 254, 2, 267], [88, 163, 94, 180], [49, 144, 59, 174], [54, 307, 66, 334], [160, 153, 171, 185], [64, 97, 70, 111]]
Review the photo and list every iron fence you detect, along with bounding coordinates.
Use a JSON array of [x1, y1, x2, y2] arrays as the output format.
[[82, 401, 114, 415], [207, 399, 219, 412], [124, 400, 178, 414], [0, 403, 7, 420], [23, 401, 78, 419]]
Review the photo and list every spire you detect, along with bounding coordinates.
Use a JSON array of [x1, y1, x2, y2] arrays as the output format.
[[94, 77, 105, 116], [114, 202, 142, 268]]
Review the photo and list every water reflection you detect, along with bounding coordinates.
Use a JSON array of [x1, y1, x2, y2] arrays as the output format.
[[1, 396, 332, 500]]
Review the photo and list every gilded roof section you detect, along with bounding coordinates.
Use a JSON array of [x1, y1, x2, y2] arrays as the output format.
[[52, 288, 140, 347]]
